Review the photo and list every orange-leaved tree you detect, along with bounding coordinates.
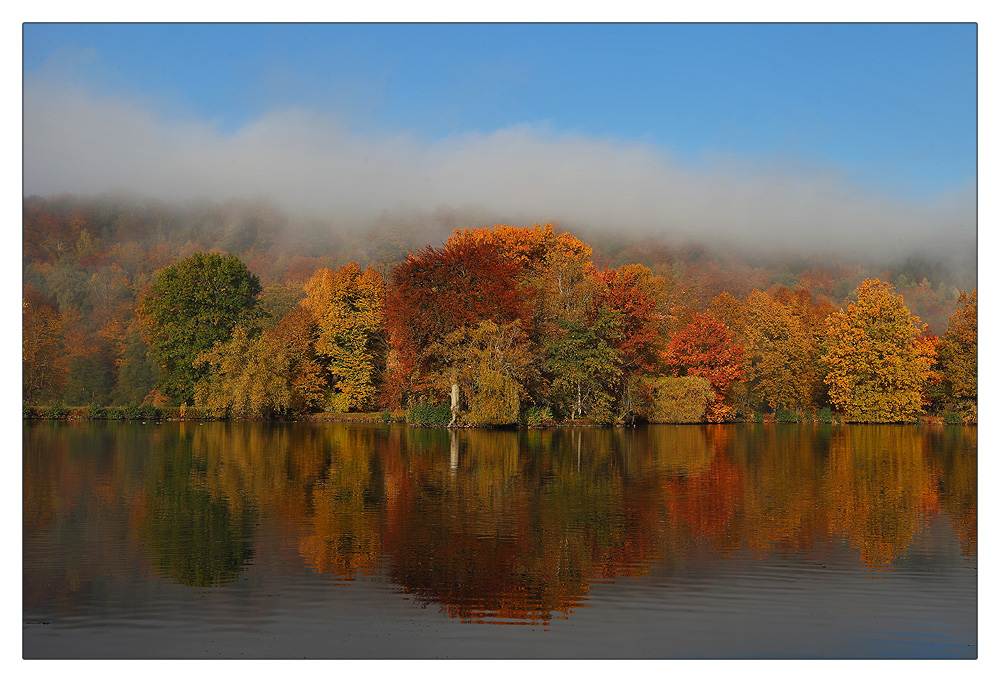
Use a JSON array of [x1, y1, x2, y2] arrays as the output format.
[[823, 278, 937, 422]]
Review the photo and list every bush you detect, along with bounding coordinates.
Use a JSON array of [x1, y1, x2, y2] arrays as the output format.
[[380, 410, 392, 423], [86, 403, 107, 419], [105, 405, 125, 420], [45, 404, 68, 420], [123, 402, 144, 420], [519, 405, 553, 427], [775, 407, 799, 423], [407, 402, 452, 427], [817, 407, 833, 424], [647, 376, 713, 423], [943, 411, 962, 425], [753, 410, 764, 423], [140, 404, 162, 420]]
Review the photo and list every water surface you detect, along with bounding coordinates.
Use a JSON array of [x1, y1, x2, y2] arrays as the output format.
[[23, 422, 977, 658]]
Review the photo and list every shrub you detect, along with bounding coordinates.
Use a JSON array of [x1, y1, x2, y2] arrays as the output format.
[[775, 407, 799, 423], [86, 403, 107, 419], [519, 405, 553, 427], [45, 404, 68, 420], [753, 410, 764, 423], [817, 407, 833, 424], [105, 406, 125, 420], [23, 404, 38, 419], [140, 404, 162, 420], [123, 402, 144, 420], [943, 411, 962, 425], [380, 410, 393, 424], [407, 403, 452, 427], [647, 376, 713, 423]]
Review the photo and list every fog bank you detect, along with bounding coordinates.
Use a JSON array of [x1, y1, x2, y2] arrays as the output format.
[[23, 74, 976, 265]]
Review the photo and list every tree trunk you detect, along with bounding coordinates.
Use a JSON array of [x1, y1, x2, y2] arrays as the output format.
[[448, 376, 459, 427]]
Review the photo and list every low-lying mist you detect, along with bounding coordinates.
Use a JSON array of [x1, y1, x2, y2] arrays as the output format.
[[23, 72, 976, 277]]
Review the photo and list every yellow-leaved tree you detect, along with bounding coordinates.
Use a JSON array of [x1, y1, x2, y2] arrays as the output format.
[[193, 306, 326, 418], [823, 278, 936, 422], [742, 289, 815, 411], [302, 264, 386, 412]]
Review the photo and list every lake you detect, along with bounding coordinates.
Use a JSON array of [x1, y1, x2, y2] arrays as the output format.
[[22, 421, 976, 659]]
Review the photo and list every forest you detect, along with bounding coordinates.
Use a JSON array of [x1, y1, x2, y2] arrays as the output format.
[[22, 193, 978, 425]]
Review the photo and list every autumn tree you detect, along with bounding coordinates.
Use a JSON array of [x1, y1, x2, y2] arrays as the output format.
[[940, 290, 977, 408], [194, 306, 325, 418], [543, 308, 622, 422], [740, 289, 815, 412], [139, 253, 262, 405], [823, 278, 937, 422], [22, 285, 65, 404], [423, 320, 533, 426], [302, 264, 386, 412], [661, 313, 744, 422], [646, 376, 715, 423], [384, 238, 529, 409]]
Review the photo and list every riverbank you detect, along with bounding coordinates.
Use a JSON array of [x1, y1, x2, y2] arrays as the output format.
[[22, 404, 976, 426]]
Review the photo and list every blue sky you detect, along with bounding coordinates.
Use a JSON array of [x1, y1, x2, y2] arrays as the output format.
[[21, 22, 978, 257], [24, 23, 975, 197]]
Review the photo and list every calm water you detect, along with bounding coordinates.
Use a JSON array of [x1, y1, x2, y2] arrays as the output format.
[[23, 421, 976, 659]]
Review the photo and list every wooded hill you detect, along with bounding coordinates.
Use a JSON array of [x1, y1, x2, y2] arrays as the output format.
[[22, 193, 977, 424]]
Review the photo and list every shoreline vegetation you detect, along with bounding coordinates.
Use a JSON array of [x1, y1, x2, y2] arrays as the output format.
[[23, 406, 976, 427], [23, 204, 977, 427]]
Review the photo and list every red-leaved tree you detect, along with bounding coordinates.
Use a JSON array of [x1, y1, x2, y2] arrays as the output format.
[[661, 312, 744, 422]]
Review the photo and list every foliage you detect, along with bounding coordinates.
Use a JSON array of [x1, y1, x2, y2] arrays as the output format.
[[139, 252, 262, 404], [543, 309, 621, 422], [407, 402, 452, 427], [940, 290, 977, 405], [385, 237, 530, 405], [519, 405, 554, 427], [86, 403, 107, 419], [123, 401, 144, 420], [22, 285, 65, 404], [646, 376, 714, 423], [774, 407, 799, 423], [661, 313, 744, 422], [194, 311, 325, 419], [943, 411, 962, 425], [817, 407, 833, 424], [741, 289, 815, 411], [302, 263, 386, 411], [823, 278, 937, 423], [22, 195, 975, 424], [111, 324, 160, 405], [45, 404, 68, 420]]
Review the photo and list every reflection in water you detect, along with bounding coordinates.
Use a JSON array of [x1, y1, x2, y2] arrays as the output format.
[[23, 421, 977, 624]]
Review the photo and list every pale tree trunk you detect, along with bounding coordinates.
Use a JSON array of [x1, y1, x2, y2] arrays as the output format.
[[449, 374, 459, 427]]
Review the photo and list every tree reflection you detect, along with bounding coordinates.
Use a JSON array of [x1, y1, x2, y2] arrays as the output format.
[[926, 426, 977, 556], [139, 425, 257, 587], [24, 420, 976, 621], [825, 426, 941, 570]]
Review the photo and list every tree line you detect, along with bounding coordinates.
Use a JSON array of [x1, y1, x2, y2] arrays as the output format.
[[24, 220, 977, 425]]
